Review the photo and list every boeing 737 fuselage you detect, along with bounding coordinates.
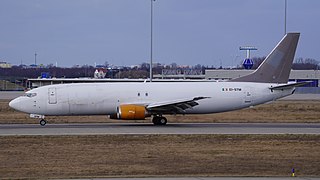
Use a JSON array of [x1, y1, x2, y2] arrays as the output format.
[[9, 33, 306, 126]]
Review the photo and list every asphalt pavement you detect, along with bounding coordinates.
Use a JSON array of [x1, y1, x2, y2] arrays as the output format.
[[1, 123, 319, 136]]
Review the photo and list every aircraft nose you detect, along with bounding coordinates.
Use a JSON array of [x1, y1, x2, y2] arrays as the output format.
[[9, 98, 21, 111]]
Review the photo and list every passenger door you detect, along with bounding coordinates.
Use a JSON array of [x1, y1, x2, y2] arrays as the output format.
[[48, 88, 57, 104]]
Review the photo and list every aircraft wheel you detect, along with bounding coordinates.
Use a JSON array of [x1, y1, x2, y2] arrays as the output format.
[[152, 116, 160, 125], [40, 119, 47, 126], [152, 116, 167, 126], [159, 117, 167, 125]]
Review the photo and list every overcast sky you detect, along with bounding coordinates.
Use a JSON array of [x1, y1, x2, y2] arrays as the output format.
[[0, 0, 319, 67]]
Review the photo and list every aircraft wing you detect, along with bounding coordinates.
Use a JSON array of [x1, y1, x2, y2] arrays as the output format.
[[269, 81, 312, 90], [146, 97, 209, 114]]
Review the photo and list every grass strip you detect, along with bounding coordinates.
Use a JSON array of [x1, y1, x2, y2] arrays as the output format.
[[0, 134, 319, 179]]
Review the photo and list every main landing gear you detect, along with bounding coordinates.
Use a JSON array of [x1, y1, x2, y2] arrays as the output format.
[[152, 116, 167, 126]]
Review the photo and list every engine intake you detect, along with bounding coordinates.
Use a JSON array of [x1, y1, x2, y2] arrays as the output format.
[[110, 104, 147, 120]]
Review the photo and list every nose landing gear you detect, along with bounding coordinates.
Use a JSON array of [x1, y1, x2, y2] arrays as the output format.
[[30, 114, 47, 126], [152, 116, 167, 125], [40, 119, 47, 126]]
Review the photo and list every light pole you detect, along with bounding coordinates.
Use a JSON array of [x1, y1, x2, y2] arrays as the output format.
[[284, 0, 287, 35], [34, 52, 37, 66], [150, 0, 155, 82]]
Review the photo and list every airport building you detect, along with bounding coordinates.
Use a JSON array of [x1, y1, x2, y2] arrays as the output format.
[[0, 62, 12, 68], [205, 69, 319, 87]]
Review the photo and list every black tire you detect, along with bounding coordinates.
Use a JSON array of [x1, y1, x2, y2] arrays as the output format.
[[152, 117, 160, 125], [40, 119, 47, 126], [152, 116, 167, 126], [159, 117, 167, 125]]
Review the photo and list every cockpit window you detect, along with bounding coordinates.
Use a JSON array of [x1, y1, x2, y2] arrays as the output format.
[[24, 93, 37, 98]]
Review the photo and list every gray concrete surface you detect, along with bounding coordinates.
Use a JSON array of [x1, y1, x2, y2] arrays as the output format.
[[1, 123, 319, 136], [0, 91, 24, 100]]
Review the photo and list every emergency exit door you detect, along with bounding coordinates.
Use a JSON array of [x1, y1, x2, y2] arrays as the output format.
[[48, 88, 57, 104]]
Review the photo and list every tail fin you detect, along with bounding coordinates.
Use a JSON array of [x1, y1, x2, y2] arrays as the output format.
[[231, 33, 300, 83]]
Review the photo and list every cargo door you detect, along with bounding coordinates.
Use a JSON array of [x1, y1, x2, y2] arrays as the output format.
[[48, 88, 57, 104]]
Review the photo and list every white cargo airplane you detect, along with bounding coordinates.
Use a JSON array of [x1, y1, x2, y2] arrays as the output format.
[[10, 33, 308, 126]]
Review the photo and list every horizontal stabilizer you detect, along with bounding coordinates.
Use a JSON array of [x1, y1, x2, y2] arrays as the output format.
[[269, 81, 312, 90]]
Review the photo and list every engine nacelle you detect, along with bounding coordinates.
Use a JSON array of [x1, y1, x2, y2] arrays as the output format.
[[110, 104, 148, 120]]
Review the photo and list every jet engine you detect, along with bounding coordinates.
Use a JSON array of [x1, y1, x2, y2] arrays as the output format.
[[110, 104, 148, 120]]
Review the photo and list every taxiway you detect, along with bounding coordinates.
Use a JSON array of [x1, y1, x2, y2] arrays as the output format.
[[0, 123, 319, 136]]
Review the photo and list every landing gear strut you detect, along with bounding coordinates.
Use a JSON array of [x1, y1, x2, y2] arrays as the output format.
[[40, 119, 47, 126], [30, 114, 47, 126], [152, 116, 167, 126]]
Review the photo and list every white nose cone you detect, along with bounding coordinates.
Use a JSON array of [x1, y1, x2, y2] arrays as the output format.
[[9, 98, 21, 111]]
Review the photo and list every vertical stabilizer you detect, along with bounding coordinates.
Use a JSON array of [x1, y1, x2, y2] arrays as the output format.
[[231, 33, 300, 83]]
